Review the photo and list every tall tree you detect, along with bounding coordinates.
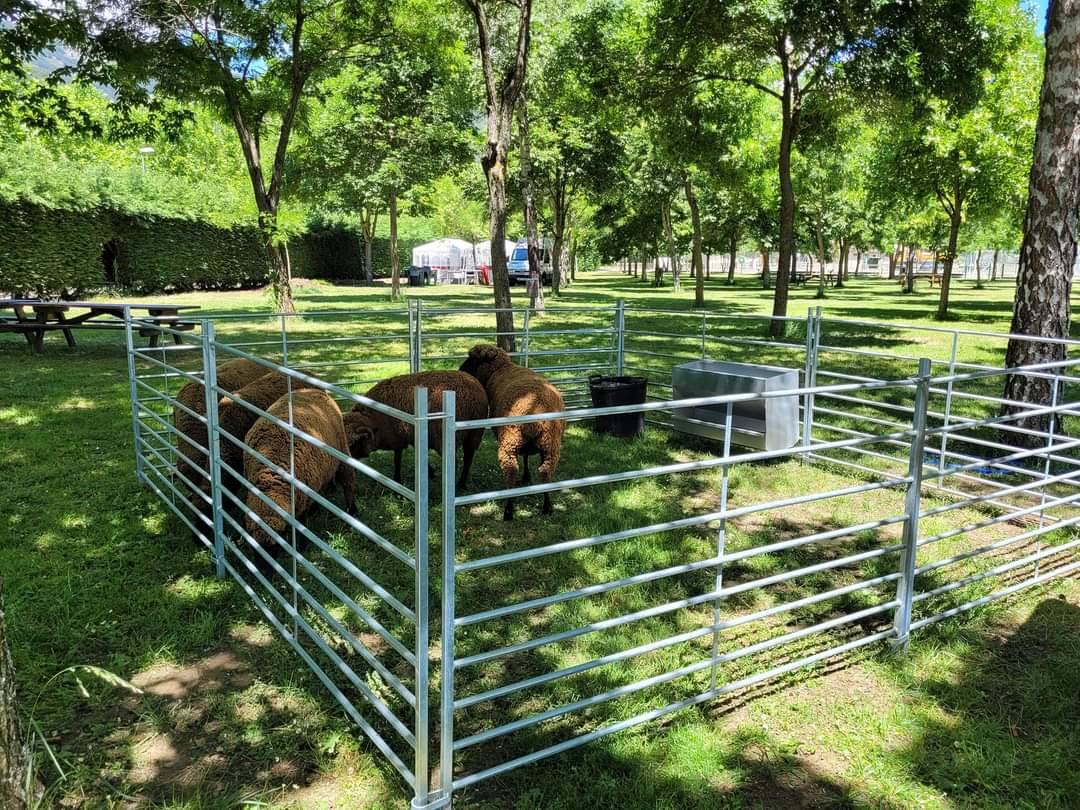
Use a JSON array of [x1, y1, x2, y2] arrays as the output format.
[[461, 0, 533, 352], [654, 0, 995, 334], [11, 0, 390, 312], [290, 29, 474, 293], [1002, 0, 1080, 442]]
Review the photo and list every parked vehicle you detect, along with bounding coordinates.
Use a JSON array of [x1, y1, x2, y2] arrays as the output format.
[[508, 238, 553, 285]]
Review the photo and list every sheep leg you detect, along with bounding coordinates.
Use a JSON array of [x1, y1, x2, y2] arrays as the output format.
[[393, 448, 403, 484], [537, 444, 560, 517], [521, 456, 532, 485], [336, 462, 358, 518], [457, 431, 482, 490], [498, 444, 520, 522]]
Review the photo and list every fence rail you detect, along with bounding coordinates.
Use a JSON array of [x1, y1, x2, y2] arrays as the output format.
[[124, 301, 1080, 808]]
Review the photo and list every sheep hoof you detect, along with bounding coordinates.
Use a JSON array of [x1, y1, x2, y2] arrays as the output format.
[[541, 496, 554, 516], [502, 503, 515, 522]]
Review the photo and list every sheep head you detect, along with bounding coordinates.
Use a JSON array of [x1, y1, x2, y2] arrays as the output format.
[[343, 410, 377, 458], [460, 343, 511, 386]]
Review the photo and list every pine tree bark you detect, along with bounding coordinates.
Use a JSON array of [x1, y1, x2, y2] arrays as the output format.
[[1003, 0, 1080, 444]]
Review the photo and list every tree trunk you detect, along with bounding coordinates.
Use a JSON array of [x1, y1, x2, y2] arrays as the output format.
[[991, 247, 1000, 280], [640, 247, 647, 282], [0, 598, 35, 810], [814, 208, 828, 300], [904, 244, 916, 293], [570, 233, 577, 280], [661, 200, 677, 289], [854, 248, 862, 277], [685, 173, 706, 307], [705, 251, 711, 279], [727, 230, 738, 285], [519, 97, 545, 312], [465, 0, 531, 353], [888, 244, 898, 279], [771, 52, 799, 337], [361, 209, 377, 284], [760, 249, 771, 289], [389, 189, 401, 300], [1003, 0, 1080, 444], [975, 248, 983, 287], [834, 238, 847, 288], [937, 185, 965, 320]]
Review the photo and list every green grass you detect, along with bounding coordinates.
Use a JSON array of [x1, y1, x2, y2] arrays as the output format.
[[2, 270, 1079, 809]]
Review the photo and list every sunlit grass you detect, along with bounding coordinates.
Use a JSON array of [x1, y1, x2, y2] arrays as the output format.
[[1, 271, 1078, 808]]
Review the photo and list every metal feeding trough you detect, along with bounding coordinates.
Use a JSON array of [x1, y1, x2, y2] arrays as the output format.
[[672, 360, 800, 451]]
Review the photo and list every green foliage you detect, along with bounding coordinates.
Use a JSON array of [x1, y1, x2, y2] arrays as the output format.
[[289, 223, 428, 281], [0, 200, 268, 297]]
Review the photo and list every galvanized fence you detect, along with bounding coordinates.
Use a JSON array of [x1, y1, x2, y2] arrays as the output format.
[[125, 303, 1080, 808]]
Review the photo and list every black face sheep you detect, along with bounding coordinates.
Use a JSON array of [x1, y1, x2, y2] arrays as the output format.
[[459, 344, 565, 520], [173, 357, 268, 524], [242, 388, 357, 557], [342, 371, 489, 489]]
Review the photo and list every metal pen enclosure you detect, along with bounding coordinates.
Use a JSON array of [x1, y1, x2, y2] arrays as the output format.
[[124, 302, 1080, 809]]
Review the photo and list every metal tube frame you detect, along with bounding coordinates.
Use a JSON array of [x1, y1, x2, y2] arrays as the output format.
[[123, 303, 1080, 808]]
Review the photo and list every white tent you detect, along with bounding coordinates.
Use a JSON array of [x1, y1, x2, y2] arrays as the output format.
[[473, 239, 517, 267], [411, 238, 474, 270]]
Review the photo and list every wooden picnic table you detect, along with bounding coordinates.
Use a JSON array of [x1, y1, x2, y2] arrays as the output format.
[[0, 300, 201, 353]]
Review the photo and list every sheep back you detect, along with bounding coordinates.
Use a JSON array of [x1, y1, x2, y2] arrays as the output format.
[[243, 388, 348, 547], [174, 358, 267, 492], [218, 371, 321, 478], [344, 370, 488, 457]]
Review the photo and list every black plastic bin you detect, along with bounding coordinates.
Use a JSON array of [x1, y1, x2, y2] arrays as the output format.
[[588, 375, 648, 437]]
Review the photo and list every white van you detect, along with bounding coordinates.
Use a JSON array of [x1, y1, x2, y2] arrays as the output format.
[[507, 238, 553, 284]]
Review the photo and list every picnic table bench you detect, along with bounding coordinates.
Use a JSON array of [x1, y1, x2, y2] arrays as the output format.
[[0, 300, 201, 353]]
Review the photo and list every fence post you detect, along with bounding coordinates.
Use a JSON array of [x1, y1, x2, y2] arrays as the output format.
[[124, 307, 145, 484], [200, 320, 226, 578], [937, 331, 959, 476], [1035, 374, 1061, 578], [439, 389, 457, 809], [616, 299, 626, 376], [416, 298, 424, 372], [801, 306, 819, 452], [710, 400, 734, 691], [523, 306, 531, 368], [893, 357, 931, 650], [412, 386, 432, 808], [408, 299, 418, 374]]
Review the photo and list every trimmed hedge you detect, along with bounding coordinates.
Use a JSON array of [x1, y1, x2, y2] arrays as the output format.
[[290, 223, 427, 281], [0, 200, 268, 297], [0, 201, 433, 297]]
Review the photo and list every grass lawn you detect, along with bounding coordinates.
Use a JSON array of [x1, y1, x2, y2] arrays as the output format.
[[1, 269, 1079, 809]]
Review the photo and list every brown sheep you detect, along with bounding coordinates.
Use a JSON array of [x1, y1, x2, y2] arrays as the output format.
[[242, 388, 357, 555], [216, 370, 322, 489], [342, 371, 488, 489], [173, 357, 267, 522], [459, 344, 565, 520]]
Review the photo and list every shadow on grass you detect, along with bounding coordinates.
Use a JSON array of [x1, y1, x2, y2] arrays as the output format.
[[892, 594, 1080, 807]]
